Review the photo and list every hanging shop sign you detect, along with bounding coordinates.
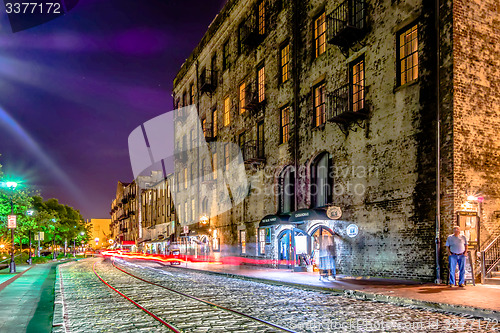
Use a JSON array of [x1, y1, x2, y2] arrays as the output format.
[[326, 206, 342, 220], [183, 225, 189, 234], [457, 211, 479, 245], [7, 215, 16, 229], [346, 224, 359, 238]]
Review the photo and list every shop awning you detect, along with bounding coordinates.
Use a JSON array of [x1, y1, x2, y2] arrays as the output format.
[[289, 208, 329, 223], [259, 214, 292, 227]]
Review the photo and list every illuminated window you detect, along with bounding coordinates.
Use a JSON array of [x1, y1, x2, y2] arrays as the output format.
[[259, 228, 266, 255], [224, 143, 230, 172], [239, 82, 246, 113], [212, 109, 218, 136], [257, 65, 265, 103], [184, 202, 188, 223], [191, 198, 195, 222], [258, 0, 266, 35], [314, 12, 326, 58], [212, 151, 217, 179], [224, 97, 230, 126], [240, 230, 246, 254], [280, 106, 290, 144], [223, 41, 229, 71], [314, 82, 326, 127], [351, 57, 365, 112], [280, 43, 290, 83], [184, 168, 188, 189], [398, 24, 418, 85], [202, 118, 207, 136]]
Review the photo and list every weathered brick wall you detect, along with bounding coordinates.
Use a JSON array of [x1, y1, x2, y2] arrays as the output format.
[[452, 0, 500, 247]]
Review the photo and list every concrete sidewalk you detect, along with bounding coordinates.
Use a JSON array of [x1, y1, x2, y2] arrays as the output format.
[[174, 261, 500, 320], [0, 261, 71, 333]]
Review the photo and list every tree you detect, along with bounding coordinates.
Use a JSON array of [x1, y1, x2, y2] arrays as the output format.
[[32, 196, 90, 253]]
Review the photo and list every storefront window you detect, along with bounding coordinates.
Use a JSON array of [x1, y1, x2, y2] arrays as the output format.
[[259, 228, 266, 255]]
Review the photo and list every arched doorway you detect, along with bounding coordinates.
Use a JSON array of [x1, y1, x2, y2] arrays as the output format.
[[278, 228, 308, 269], [310, 225, 335, 271]]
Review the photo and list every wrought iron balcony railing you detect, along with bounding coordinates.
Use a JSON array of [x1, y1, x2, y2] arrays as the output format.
[[327, 0, 367, 48], [327, 83, 368, 123], [242, 140, 265, 164], [200, 70, 218, 93], [203, 126, 216, 142]]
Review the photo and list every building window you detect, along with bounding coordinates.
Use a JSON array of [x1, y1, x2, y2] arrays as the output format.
[[182, 92, 187, 107], [239, 82, 246, 113], [191, 198, 195, 222], [280, 43, 290, 84], [238, 132, 246, 151], [310, 153, 333, 208], [351, 57, 365, 112], [224, 97, 230, 126], [259, 228, 266, 255], [223, 41, 229, 71], [183, 168, 188, 189], [190, 162, 195, 186], [202, 158, 207, 181], [202, 118, 207, 135], [314, 82, 326, 127], [257, 65, 265, 103], [240, 230, 246, 254], [211, 53, 217, 72], [224, 143, 230, 172], [314, 12, 326, 58], [398, 24, 418, 85], [257, 0, 266, 35], [184, 202, 188, 223], [212, 109, 218, 136], [280, 106, 290, 144], [189, 83, 195, 104], [257, 121, 264, 158], [279, 166, 295, 213], [212, 150, 217, 179], [238, 23, 244, 55]]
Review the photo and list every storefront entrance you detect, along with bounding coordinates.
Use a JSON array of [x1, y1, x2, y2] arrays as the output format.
[[310, 225, 335, 271]]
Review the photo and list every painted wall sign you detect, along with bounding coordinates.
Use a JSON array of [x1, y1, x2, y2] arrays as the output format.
[[327, 206, 342, 220], [346, 224, 359, 238]]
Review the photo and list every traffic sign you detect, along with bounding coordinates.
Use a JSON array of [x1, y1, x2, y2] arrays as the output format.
[[34, 232, 45, 241], [7, 215, 16, 229]]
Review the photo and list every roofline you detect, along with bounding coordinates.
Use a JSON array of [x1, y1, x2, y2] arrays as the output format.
[[173, 0, 238, 89]]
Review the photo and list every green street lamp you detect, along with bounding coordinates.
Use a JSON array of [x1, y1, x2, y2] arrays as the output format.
[[1, 181, 18, 273]]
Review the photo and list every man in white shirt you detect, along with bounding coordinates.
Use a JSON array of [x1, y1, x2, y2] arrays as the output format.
[[445, 226, 468, 287]]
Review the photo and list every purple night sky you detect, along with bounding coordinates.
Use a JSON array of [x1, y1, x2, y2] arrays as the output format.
[[0, 0, 226, 218]]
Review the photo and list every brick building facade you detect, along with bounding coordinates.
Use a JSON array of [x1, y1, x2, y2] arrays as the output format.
[[112, 0, 499, 282]]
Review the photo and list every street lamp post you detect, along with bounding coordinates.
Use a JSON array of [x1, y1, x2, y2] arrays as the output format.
[[27, 210, 34, 265]]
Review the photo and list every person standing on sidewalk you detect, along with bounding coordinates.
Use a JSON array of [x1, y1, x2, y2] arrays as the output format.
[[318, 234, 336, 281], [446, 226, 468, 287]]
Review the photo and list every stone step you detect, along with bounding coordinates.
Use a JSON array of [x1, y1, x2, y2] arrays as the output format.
[[484, 277, 500, 285], [491, 271, 500, 277]]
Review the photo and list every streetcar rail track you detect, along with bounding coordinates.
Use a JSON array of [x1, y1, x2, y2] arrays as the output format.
[[92, 262, 181, 333], [111, 259, 298, 333]]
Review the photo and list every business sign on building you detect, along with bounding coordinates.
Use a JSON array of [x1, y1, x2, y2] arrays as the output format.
[[346, 224, 359, 238], [326, 206, 342, 220], [183, 225, 189, 234], [7, 215, 16, 229]]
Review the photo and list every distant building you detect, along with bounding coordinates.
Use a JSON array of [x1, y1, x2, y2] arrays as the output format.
[[88, 219, 111, 249], [170, 0, 500, 282]]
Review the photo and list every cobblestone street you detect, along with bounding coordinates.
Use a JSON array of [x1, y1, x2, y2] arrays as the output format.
[[53, 258, 499, 332]]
